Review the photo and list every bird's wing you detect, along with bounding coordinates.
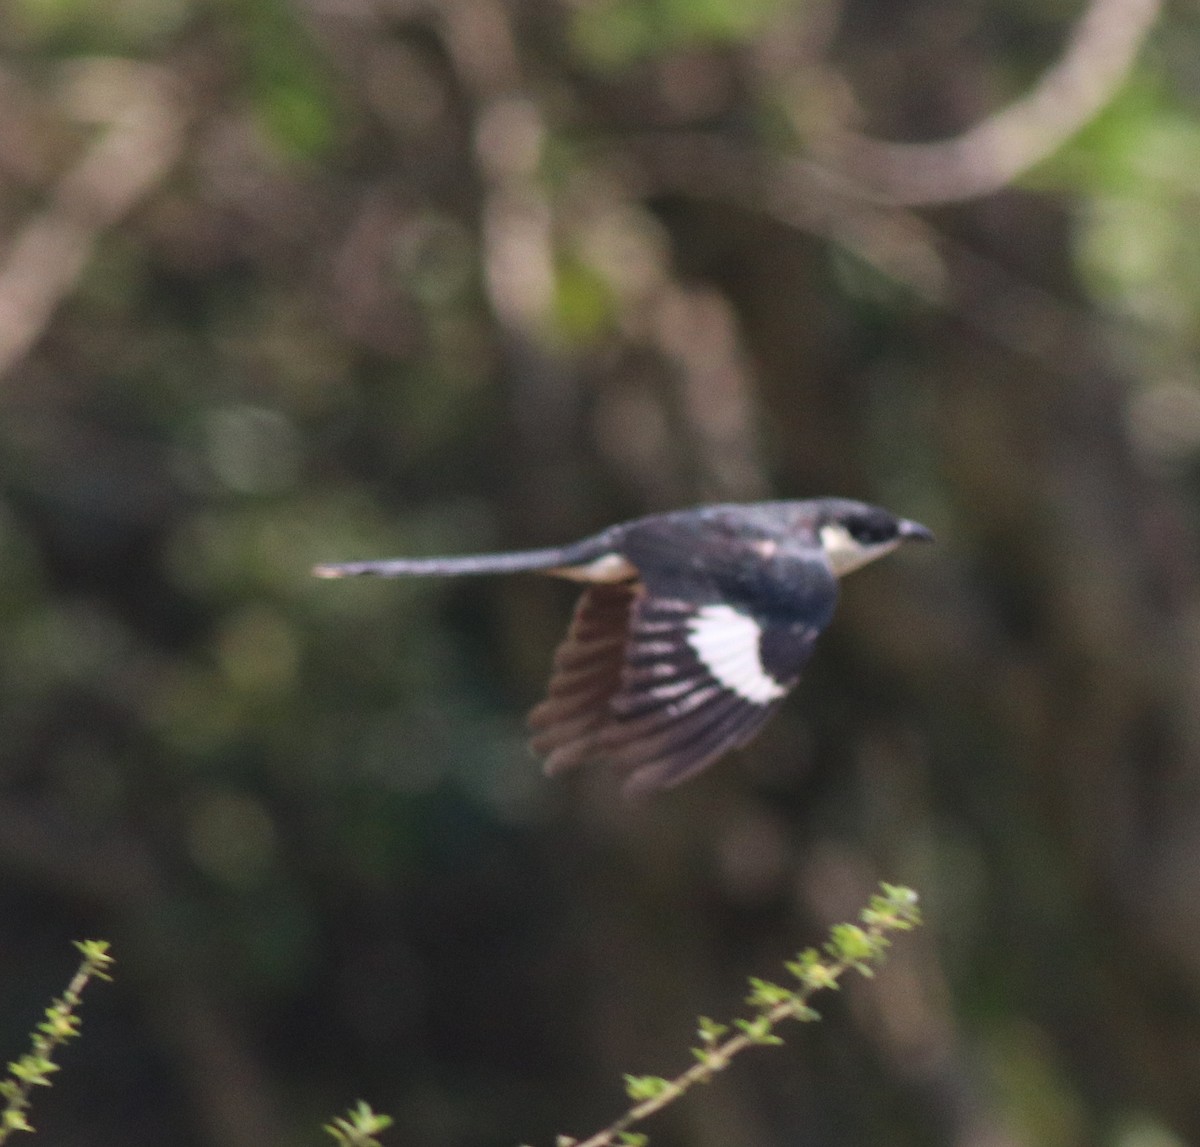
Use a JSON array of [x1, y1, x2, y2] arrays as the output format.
[[528, 582, 824, 796], [527, 582, 636, 773]]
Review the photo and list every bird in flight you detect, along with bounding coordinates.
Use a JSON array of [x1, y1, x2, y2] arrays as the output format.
[[314, 499, 933, 796]]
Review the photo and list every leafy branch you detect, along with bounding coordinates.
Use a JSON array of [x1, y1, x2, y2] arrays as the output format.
[[327, 888, 920, 1147], [325, 1100, 394, 1147], [0, 940, 115, 1142], [555, 883, 921, 1147], [0, 889, 918, 1147]]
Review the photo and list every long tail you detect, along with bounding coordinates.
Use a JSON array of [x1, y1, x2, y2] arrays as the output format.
[[313, 539, 605, 579]]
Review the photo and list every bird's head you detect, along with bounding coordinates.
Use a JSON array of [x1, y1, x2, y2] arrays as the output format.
[[811, 499, 934, 577]]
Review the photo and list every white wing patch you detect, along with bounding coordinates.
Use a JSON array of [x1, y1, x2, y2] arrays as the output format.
[[685, 604, 786, 705]]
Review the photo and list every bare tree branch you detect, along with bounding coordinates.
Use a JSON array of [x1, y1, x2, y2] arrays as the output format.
[[0, 62, 186, 380], [823, 0, 1161, 204], [626, 129, 1188, 385]]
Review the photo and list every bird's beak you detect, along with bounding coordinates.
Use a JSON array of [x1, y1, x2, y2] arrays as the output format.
[[897, 519, 935, 543]]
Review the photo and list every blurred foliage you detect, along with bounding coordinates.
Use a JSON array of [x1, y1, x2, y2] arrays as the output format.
[[1, 1, 1200, 1146], [324, 1101, 393, 1147], [571, 0, 790, 68]]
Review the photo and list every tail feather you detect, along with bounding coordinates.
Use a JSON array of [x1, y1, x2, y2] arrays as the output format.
[[313, 535, 617, 579]]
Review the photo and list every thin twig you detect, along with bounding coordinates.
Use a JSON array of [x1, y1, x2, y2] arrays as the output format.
[[0, 940, 115, 1141], [558, 884, 922, 1147]]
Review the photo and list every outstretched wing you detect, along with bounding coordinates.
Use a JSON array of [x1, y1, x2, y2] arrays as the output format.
[[528, 583, 823, 795]]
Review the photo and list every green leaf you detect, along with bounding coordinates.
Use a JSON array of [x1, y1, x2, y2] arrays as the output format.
[[862, 885, 921, 930], [696, 1016, 728, 1043], [3, 1107, 33, 1132], [785, 951, 840, 991], [789, 1000, 821, 1022], [38, 1009, 80, 1040], [733, 1017, 784, 1045], [323, 1100, 393, 1146], [7, 1057, 58, 1086], [623, 1074, 673, 1102], [745, 978, 794, 1009], [825, 924, 877, 966], [73, 939, 115, 980]]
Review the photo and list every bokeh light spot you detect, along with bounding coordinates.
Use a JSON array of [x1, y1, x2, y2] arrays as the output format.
[[186, 787, 278, 888]]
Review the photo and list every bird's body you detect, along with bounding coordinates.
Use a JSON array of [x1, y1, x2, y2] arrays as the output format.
[[314, 499, 933, 795]]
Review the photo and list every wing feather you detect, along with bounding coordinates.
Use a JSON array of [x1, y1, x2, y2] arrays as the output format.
[[528, 582, 820, 792], [619, 700, 776, 795], [529, 583, 638, 773]]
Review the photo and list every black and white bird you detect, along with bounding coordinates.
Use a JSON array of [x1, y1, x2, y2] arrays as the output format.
[[314, 499, 933, 796]]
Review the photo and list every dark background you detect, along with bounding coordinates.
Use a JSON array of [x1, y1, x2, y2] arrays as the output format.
[[1, 0, 1197, 1144]]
